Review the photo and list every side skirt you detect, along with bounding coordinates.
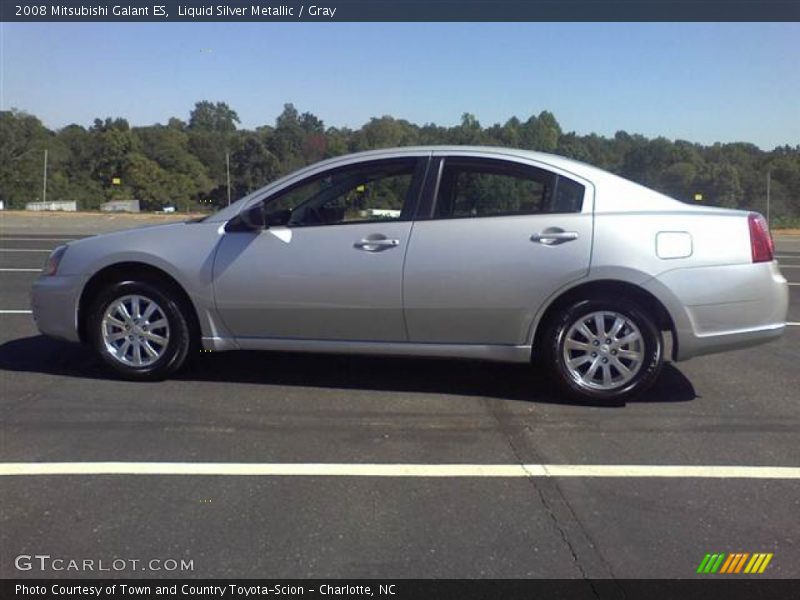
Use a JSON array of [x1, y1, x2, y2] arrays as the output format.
[[201, 336, 531, 363]]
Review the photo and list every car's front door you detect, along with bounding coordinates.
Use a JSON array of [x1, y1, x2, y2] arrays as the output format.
[[213, 157, 427, 341], [403, 154, 593, 345]]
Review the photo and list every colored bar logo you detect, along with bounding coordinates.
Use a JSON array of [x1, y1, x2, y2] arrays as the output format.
[[696, 552, 773, 574]]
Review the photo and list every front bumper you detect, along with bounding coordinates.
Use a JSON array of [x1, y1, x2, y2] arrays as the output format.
[[30, 274, 86, 343]]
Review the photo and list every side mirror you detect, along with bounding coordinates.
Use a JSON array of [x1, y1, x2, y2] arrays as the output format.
[[225, 203, 265, 232], [240, 203, 266, 229], [265, 208, 292, 227]]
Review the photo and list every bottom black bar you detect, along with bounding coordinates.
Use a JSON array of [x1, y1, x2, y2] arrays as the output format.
[[3, 579, 799, 600]]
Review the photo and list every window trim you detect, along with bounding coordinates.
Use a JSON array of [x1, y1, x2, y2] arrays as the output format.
[[259, 156, 430, 229], [413, 156, 443, 220]]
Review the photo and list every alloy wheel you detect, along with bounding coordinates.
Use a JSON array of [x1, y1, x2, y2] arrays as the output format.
[[101, 294, 170, 367], [561, 310, 645, 391]]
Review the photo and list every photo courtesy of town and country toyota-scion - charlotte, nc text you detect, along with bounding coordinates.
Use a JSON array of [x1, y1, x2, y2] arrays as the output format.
[[15, 583, 393, 597], [26, 4, 338, 17]]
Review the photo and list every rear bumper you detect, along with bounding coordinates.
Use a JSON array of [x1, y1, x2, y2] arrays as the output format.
[[644, 261, 789, 361], [30, 274, 86, 343], [676, 322, 786, 360]]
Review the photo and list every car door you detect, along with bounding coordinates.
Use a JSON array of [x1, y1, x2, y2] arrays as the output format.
[[403, 153, 593, 345], [213, 157, 427, 341]]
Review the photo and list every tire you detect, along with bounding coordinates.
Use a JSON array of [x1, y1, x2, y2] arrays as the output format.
[[542, 297, 664, 403], [88, 280, 191, 381]]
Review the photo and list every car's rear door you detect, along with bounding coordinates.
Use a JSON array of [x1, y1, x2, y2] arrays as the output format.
[[403, 152, 593, 345], [213, 156, 428, 341]]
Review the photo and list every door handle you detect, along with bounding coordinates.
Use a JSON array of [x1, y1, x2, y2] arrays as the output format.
[[530, 231, 579, 246], [354, 238, 400, 251]]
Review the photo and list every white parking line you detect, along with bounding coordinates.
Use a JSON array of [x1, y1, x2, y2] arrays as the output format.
[[0, 248, 51, 253], [1, 463, 799, 479], [0, 268, 41, 272]]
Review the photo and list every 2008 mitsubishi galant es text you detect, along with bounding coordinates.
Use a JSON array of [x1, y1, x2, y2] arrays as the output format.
[[31, 147, 789, 402]]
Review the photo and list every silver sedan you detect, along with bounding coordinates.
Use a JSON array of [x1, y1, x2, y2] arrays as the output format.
[[31, 147, 789, 402]]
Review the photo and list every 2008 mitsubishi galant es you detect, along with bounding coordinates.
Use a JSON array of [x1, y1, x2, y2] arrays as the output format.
[[32, 147, 789, 402]]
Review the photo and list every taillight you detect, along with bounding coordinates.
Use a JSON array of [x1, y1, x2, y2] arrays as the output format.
[[748, 213, 774, 263]]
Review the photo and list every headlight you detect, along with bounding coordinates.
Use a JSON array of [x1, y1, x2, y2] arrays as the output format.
[[43, 245, 68, 276]]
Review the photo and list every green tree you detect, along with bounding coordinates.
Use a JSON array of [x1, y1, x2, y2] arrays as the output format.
[[520, 111, 561, 152], [0, 110, 52, 208], [352, 116, 419, 151], [187, 101, 240, 206], [188, 101, 240, 133], [136, 125, 214, 209], [230, 134, 280, 198]]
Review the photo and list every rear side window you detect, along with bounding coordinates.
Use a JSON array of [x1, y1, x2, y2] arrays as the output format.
[[433, 158, 584, 219], [552, 176, 585, 213]]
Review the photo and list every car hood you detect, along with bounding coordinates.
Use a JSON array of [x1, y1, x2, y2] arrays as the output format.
[[68, 221, 193, 245]]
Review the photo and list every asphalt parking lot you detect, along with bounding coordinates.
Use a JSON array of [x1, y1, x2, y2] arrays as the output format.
[[1, 222, 799, 580]]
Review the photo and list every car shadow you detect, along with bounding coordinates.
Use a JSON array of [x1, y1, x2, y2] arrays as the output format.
[[0, 335, 696, 407]]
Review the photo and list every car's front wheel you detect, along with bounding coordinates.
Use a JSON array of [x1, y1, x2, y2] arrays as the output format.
[[88, 280, 191, 380], [543, 298, 664, 403]]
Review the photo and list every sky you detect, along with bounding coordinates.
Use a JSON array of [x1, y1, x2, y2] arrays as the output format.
[[1, 22, 798, 149]]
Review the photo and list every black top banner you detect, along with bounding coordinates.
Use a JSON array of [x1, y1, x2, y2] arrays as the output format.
[[2, 0, 800, 22]]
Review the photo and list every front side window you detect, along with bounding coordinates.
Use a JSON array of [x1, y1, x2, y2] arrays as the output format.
[[433, 158, 583, 219], [263, 159, 418, 227]]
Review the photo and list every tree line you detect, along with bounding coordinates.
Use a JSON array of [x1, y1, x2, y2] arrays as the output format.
[[1, 101, 798, 223]]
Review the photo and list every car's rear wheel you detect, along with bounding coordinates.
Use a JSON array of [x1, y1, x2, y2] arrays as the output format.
[[543, 298, 664, 403], [88, 280, 191, 380]]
